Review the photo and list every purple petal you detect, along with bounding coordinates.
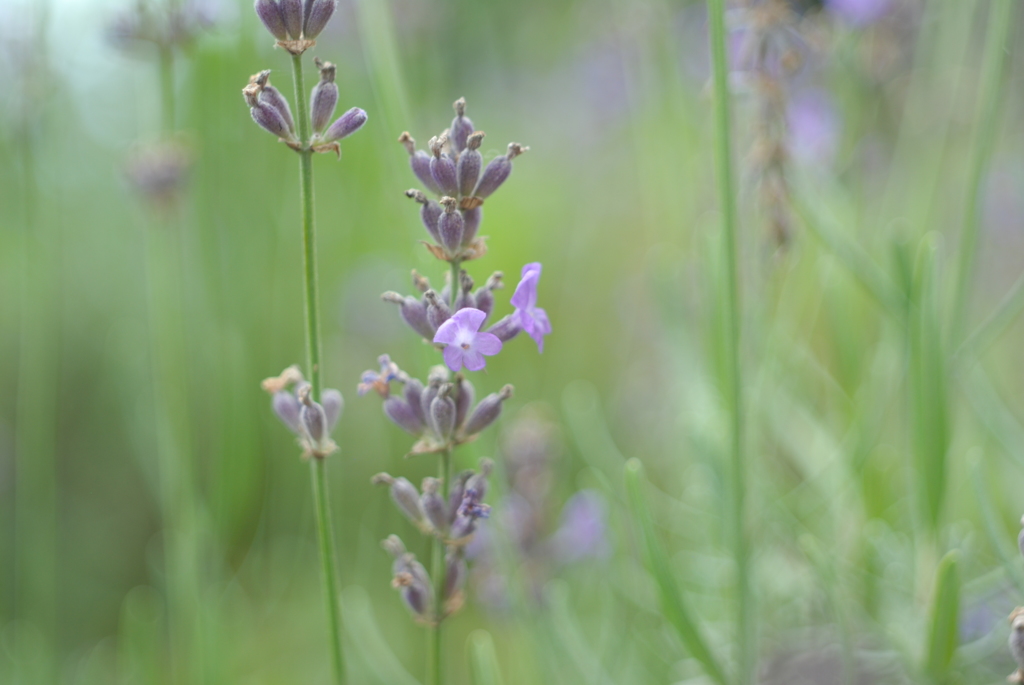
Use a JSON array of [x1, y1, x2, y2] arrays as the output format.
[[449, 307, 486, 332], [434, 317, 461, 345], [462, 350, 486, 371], [475, 332, 503, 356], [443, 345, 464, 372], [510, 270, 539, 310]]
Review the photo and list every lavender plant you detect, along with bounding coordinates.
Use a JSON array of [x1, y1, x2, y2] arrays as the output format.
[[360, 98, 544, 685], [248, 3, 366, 683]]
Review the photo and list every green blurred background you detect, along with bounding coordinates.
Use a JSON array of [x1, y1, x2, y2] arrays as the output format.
[[3, 0, 1024, 682]]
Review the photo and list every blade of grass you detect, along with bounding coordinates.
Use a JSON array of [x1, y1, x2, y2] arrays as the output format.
[[961, 364, 1024, 472], [955, 269, 1024, 360], [339, 586, 422, 685], [923, 551, 960, 683], [624, 459, 728, 685], [949, 0, 1018, 341], [467, 630, 505, 685]]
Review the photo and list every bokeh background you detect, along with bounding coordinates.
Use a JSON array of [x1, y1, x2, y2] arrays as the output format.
[[3, 0, 1024, 682]]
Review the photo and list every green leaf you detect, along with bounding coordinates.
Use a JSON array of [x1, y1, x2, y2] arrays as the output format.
[[924, 551, 960, 682], [624, 459, 729, 685], [467, 630, 504, 685]]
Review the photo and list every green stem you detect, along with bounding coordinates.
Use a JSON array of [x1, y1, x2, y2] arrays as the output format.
[[450, 259, 461, 309], [950, 0, 1016, 343], [706, 0, 751, 683], [428, 448, 453, 685], [290, 52, 345, 685]]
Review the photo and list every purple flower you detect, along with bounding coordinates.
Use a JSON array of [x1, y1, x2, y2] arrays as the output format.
[[511, 262, 552, 352], [826, 0, 892, 26], [433, 308, 502, 372], [358, 354, 401, 396]]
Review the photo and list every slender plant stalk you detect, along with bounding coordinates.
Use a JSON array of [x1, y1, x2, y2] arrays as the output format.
[[706, 0, 752, 682], [950, 0, 1016, 342], [289, 52, 346, 685]]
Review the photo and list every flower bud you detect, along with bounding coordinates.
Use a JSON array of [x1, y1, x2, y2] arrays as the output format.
[[392, 558, 432, 618], [437, 197, 464, 254], [303, 0, 336, 39], [251, 100, 295, 141], [272, 390, 302, 434], [447, 471, 473, 524], [462, 385, 513, 436], [406, 189, 442, 242], [465, 458, 493, 502], [321, 388, 343, 432], [383, 396, 424, 435], [474, 143, 527, 199], [259, 85, 295, 133], [280, 0, 303, 39], [411, 269, 431, 293], [254, 0, 288, 40], [486, 314, 521, 342], [400, 133, 443, 195], [424, 290, 451, 331], [455, 271, 475, 311], [461, 206, 482, 246], [430, 383, 456, 441], [473, 272, 502, 321], [429, 136, 459, 196], [372, 473, 424, 524], [457, 132, 484, 196], [450, 98, 475, 153], [322, 107, 367, 143], [421, 477, 449, 533], [444, 551, 467, 601], [298, 383, 336, 456], [382, 291, 435, 340], [400, 377, 425, 424], [310, 59, 338, 133], [453, 375, 474, 430], [381, 534, 406, 558]]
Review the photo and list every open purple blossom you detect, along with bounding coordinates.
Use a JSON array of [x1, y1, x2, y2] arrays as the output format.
[[511, 262, 551, 352], [433, 308, 502, 372], [358, 354, 402, 397]]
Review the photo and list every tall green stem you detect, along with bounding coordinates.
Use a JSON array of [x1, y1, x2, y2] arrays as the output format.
[[950, 0, 1016, 342], [707, 0, 751, 683], [428, 447, 453, 685], [290, 52, 346, 685]]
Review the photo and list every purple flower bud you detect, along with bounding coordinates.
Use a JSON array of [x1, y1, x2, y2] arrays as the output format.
[[383, 396, 423, 435], [444, 551, 467, 601], [461, 206, 482, 246], [424, 290, 452, 331], [250, 101, 295, 141], [254, 0, 288, 40], [450, 98, 475, 153], [455, 271, 475, 311], [448, 471, 473, 524], [403, 377, 426, 425], [385, 546, 432, 617], [437, 197, 464, 254], [272, 390, 302, 434], [457, 132, 484, 196], [303, 0, 336, 38], [280, 0, 303, 38], [309, 59, 338, 133], [421, 477, 449, 533], [400, 133, 443, 195], [429, 136, 459, 196], [462, 385, 513, 436], [406, 189, 442, 242], [372, 473, 424, 524], [430, 383, 456, 441], [473, 272, 502, 322], [486, 314, 521, 342], [465, 458, 493, 502], [322, 107, 367, 143], [453, 375, 474, 430], [297, 384, 335, 456], [259, 84, 295, 134], [420, 380, 440, 426], [381, 291, 435, 340], [321, 388, 343, 432], [474, 143, 527, 199]]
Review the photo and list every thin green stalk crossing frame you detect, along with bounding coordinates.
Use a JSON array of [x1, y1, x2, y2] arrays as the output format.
[[706, 0, 752, 683], [290, 52, 346, 685]]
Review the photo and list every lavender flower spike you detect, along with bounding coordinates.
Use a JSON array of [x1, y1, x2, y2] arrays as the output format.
[[433, 308, 503, 372], [511, 262, 552, 352]]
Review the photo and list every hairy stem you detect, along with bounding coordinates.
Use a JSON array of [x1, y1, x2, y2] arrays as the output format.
[[707, 0, 751, 682], [290, 52, 346, 685]]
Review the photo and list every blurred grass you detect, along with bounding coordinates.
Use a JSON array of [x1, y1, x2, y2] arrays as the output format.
[[1, 0, 1024, 683]]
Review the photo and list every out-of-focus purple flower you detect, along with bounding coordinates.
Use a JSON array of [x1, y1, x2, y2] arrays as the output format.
[[547, 490, 609, 565], [787, 89, 840, 167], [433, 308, 503, 372], [511, 262, 551, 352], [826, 0, 893, 27], [358, 354, 402, 397]]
